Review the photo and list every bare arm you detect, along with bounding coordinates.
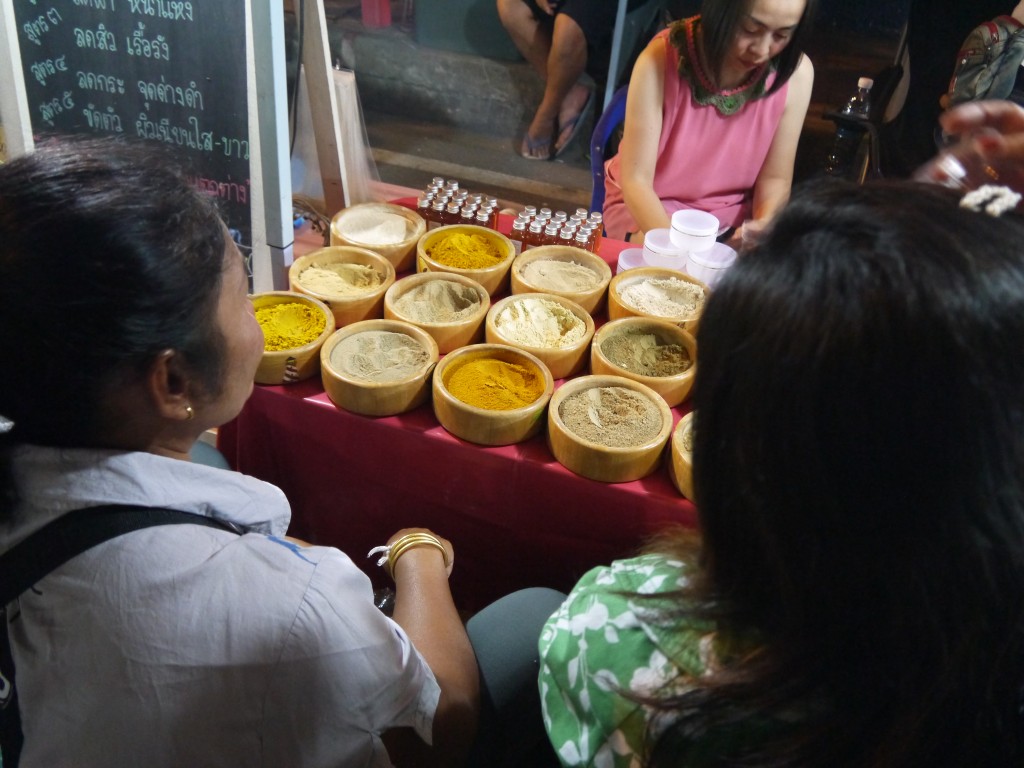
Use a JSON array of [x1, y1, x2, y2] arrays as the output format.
[[940, 100, 1024, 163], [618, 36, 672, 239], [750, 54, 814, 222], [382, 529, 480, 768]]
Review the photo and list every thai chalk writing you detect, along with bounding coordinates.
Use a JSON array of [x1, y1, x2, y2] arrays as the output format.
[[82, 103, 124, 132], [29, 55, 68, 86], [137, 75, 203, 110], [126, 23, 169, 60], [23, 8, 63, 46], [38, 91, 75, 126], [219, 136, 249, 160], [73, 24, 117, 52], [189, 174, 251, 205], [128, 0, 194, 21], [135, 112, 212, 150], [77, 70, 126, 94], [73, 0, 116, 10]]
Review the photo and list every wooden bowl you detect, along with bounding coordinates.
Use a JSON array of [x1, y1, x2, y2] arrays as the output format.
[[289, 246, 396, 328], [432, 343, 554, 446], [668, 411, 696, 500], [320, 319, 439, 416], [547, 374, 672, 483], [607, 266, 709, 333], [330, 202, 425, 272], [510, 244, 613, 315], [590, 317, 697, 407], [252, 291, 335, 385], [485, 293, 594, 379], [416, 224, 516, 296], [383, 272, 490, 354]]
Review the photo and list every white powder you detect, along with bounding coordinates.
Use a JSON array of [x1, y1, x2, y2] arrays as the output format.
[[520, 259, 601, 292], [296, 263, 384, 296], [618, 277, 705, 319], [339, 210, 413, 245], [494, 297, 586, 349]]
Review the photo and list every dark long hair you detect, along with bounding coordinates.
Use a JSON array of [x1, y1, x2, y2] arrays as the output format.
[[647, 180, 1024, 766], [0, 138, 228, 512], [673, 0, 816, 95]]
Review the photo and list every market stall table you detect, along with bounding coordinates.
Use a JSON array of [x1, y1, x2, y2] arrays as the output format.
[[219, 202, 698, 609]]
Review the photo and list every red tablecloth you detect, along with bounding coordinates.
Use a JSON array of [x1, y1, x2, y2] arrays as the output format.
[[219, 201, 698, 610]]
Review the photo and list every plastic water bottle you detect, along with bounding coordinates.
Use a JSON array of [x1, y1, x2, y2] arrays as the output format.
[[825, 77, 874, 178]]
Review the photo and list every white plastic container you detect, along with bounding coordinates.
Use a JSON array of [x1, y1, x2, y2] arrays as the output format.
[[670, 210, 719, 253], [616, 247, 645, 274], [641, 228, 686, 269], [685, 242, 737, 289]]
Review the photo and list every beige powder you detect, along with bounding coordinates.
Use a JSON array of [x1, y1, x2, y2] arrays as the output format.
[[393, 280, 483, 323], [520, 259, 601, 292], [494, 297, 586, 349], [329, 330, 430, 382], [618, 277, 705, 319], [558, 386, 663, 447], [297, 263, 384, 296]]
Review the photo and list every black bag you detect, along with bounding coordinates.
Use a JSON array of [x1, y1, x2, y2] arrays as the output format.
[[946, 15, 1024, 107], [0, 505, 238, 768]]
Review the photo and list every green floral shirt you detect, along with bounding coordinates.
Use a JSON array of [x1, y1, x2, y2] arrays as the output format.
[[538, 554, 715, 768]]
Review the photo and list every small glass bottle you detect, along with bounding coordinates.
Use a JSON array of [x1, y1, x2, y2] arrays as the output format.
[[574, 229, 591, 251], [587, 213, 604, 251], [475, 210, 492, 229], [427, 199, 446, 230], [524, 221, 544, 250], [416, 194, 432, 220], [510, 218, 527, 255], [558, 226, 575, 246], [443, 201, 462, 226], [543, 222, 560, 245], [459, 205, 478, 226], [575, 207, 589, 219], [523, 205, 537, 220], [539, 207, 553, 221]]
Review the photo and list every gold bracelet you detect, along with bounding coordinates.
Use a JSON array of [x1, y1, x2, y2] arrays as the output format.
[[385, 532, 450, 580]]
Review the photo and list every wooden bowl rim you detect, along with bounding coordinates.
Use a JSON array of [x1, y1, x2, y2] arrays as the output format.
[[486, 292, 596, 355], [591, 316, 697, 384], [329, 202, 425, 248], [320, 318, 440, 389], [433, 343, 555, 416], [384, 271, 491, 329], [251, 290, 335, 357], [511, 244, 613, 290], [417, 224, 517, 276], [289, 245, 397, 304], [672, 410, 695, 458], [549, 374, 673, 453], [609, 266, 709, 320]]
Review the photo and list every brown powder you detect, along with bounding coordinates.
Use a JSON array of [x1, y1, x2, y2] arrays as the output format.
[[599, 328, 692, 377], [558, 386, 663, 448]]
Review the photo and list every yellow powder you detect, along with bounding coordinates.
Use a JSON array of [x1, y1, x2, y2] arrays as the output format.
[[427, 232, 505, 269], [445, 357, 545, 410], [256, 302, 326, 351]]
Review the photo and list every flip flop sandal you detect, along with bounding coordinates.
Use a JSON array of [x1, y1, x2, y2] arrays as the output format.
[[520, 132, 554, 161], [554, 90, 594, 158]]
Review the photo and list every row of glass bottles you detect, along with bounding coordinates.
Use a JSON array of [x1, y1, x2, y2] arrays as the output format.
[[416, 177, 604, 254]]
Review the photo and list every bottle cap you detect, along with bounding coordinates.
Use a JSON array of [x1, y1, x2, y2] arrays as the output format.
[[857, 77, 874, 90]]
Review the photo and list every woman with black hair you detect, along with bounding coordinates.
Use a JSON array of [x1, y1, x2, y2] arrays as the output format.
[[0, 138, 562, 768], [539, 180, 1024, 765], [602, 0, 816, 242]]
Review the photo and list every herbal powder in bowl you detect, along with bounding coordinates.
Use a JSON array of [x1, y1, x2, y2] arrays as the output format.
[[669, 411, 696, 500], [383, 271, 490, 354], [252, 291, 335, 385], [485, 293, 595, 379], [510, 244, 613, 314], [591, 317, 697, 407], [547, 374, 672, 483], [608, 266, 709, 333], [330, 202, 426, 272], [289, 246, 396, 328], [416, 224, 516, 296]]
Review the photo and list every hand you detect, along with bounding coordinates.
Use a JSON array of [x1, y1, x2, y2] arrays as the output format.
[[536, 0, 558, 15], [387, 527, 455, 578], [940, 100, 1024, 164]]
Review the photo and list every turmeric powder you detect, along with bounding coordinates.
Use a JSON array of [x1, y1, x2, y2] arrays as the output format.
[[444, 357, 545, 410], [255, 301, 326, 351], [427, 231, 506, 269]]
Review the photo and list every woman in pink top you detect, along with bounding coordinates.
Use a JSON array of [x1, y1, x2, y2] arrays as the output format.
[[603, 0, 816, 242]]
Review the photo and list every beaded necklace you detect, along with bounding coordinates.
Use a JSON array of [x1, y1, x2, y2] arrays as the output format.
[[672, 16, 773, 117]]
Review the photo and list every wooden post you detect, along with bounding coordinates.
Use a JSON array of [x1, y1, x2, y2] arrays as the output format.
[[300, 0, 349, 217]]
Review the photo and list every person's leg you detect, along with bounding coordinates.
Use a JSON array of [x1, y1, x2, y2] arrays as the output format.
[[496, 0, 552, 78], [532, 13, 591, 156], [465, 587, 566, 767]]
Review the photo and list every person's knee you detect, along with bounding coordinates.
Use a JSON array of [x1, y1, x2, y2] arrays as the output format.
[[496, 0, 527, 28], [550, 14, 587, 66]]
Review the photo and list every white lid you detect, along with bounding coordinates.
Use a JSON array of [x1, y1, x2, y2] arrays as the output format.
[[857, 77, 874, 90], [687, 242, 737, 269], [616, 247, 645, 273], [642, 228, 682, 256], [671, 209, 720, 237]]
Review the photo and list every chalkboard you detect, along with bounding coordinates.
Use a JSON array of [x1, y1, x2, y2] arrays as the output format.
[[8, 0, 253, 247]]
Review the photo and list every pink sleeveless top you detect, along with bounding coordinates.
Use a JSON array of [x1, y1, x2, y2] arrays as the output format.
[[603, 27, 790, 240]]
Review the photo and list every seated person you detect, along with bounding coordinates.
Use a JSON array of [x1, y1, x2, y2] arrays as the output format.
[[497, 0, 640, 159], [539, 179, 1024, 765], [0, 138, 562, 768], [603, 0, 815, 242]]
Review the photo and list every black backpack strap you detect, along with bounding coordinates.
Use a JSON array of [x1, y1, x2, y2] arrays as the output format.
[[0, 504, 241, 768]]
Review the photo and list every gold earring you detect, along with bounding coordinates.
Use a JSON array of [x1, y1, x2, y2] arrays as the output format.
[[185, 404, 195, 421]]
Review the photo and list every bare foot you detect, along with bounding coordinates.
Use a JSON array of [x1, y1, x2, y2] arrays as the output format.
[[555, 83, 593, 154], [520, 114, 557, 160]]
